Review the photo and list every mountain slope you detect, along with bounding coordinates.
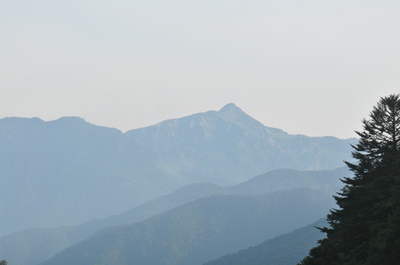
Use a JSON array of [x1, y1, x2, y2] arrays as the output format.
[[40, 188, 337, 265], [230, 166, 348, 194], [127, 103, 356, 184], [203, 218, 328, 265]]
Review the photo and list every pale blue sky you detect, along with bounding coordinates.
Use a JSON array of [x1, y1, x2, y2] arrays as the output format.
[[1, 1, 400, 138]]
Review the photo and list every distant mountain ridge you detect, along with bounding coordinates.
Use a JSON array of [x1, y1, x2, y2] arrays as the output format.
[[127, 103, 356, 184], [0, 104, 356, 236], [0, 167, 351, 265]]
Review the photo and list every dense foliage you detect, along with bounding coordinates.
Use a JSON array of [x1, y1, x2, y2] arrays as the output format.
[[300, 94, 400, 265]]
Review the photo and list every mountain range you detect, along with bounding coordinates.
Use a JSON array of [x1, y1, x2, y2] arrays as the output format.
[[0, 167, 351, 265], [0, 104, 356, 236], [0, 104, 356, 235], [0, 103, 357, 265], [126, 103, 356, 184]]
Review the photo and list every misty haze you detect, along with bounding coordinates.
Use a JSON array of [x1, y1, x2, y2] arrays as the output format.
[[2, 1, 400, 265]]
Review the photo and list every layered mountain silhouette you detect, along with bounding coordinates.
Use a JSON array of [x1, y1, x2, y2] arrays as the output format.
[[0, 104, 356, 236], [39, 189, 336, 265], [0, 167, 351, 265]]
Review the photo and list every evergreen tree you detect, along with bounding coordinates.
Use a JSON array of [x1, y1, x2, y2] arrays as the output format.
[[299, 94, 400, 265], [0, 260, 7, 265]]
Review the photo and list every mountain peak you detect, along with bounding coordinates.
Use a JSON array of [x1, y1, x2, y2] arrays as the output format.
[[217, 103, 257, 127], [219, 103, 243, 114]]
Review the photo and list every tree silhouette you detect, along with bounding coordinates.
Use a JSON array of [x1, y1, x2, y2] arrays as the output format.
[[300, 94, 400, 265]]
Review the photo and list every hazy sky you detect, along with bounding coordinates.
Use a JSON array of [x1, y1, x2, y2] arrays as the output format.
[[1, 1, 400, 139]]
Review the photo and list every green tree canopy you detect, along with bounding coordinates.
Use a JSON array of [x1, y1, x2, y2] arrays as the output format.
[[300, 94, 400, 265], [0, 260, 7, 265]]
